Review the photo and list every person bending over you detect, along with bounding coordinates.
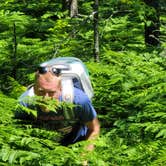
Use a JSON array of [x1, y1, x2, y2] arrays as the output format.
[[16, 68, 100, 148]]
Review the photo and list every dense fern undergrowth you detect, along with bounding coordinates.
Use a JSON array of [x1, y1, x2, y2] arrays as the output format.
[[0, 0, 166, 165], [1, 50, 166, 165]]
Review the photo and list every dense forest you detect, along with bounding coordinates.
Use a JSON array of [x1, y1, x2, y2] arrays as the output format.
[[0, 0, 166, 165]]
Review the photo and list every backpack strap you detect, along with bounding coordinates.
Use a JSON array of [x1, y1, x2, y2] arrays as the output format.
[[61, 78, 74, 103]]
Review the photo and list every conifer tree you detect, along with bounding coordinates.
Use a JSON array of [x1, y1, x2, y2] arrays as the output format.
[[144, 0, 160, 46]]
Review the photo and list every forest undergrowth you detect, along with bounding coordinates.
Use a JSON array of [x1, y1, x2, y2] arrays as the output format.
[[1, 49, 166, 166], [0, 0, 166, 165]]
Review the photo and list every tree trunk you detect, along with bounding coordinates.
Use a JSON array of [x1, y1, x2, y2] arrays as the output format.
[[93, 0, 99, 62], [144, 0, 160, 46], [70, 0, 78, 18], [62, 0, 78, 18], [12, 22, 17, 79]]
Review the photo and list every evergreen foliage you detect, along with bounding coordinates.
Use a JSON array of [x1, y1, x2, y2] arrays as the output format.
[[0, 0, 166, 165]]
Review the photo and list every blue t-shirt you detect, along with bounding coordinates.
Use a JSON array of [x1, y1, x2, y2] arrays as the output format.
[[69, 88, 97, 142], [18, 87, 97, 144]]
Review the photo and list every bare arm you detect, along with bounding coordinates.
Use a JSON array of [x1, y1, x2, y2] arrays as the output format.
[[85, 117, 100, 140], [84, 117, 100, 151]]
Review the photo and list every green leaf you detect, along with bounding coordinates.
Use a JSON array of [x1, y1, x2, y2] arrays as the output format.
[[156, 129, 166, 138]]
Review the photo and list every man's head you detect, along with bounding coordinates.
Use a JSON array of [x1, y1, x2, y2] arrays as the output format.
[[34, 71, 61, 100]]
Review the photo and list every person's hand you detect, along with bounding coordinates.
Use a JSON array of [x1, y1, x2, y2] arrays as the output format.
[[83, 160, 88, 166], [86, 143, 94, 151]]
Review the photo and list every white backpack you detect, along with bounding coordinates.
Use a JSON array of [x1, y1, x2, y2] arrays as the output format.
[[39, 57, 94, 103]]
